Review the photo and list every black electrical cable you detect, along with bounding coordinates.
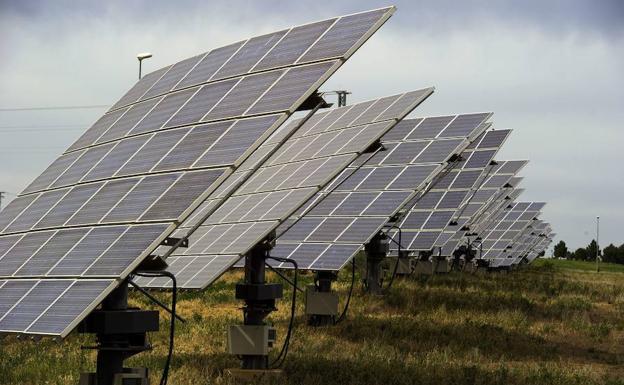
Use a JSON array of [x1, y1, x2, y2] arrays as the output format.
[[266, 256, 298, 369], [128, 279, 186, 323], [134, 271, 177, 385], [265, 262, 304, 293], [334, 257, 355, 324]]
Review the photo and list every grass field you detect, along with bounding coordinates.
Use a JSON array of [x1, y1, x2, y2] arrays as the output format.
[[2, 258, 624, 385]]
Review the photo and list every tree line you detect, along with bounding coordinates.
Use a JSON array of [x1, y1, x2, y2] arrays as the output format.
[[553, 239, 624, 264]]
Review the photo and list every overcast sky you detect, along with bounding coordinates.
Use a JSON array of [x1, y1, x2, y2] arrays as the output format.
[[0, 0, 622, 250]]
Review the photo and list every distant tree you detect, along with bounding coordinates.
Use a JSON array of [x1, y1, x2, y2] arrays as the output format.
[[586, 239, 600, 262], [573, 247, 588, 261], [603, 244, 620, 264], [553, 241, 568, 259]]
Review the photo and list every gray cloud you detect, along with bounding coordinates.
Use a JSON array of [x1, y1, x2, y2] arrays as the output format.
[[0, 0, 621, 250]]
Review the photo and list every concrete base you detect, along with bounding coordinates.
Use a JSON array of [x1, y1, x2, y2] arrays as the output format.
[[225, 368, 283, 382]]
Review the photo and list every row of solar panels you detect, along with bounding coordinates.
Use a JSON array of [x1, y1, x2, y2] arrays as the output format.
[[0, 6, 551, 338]]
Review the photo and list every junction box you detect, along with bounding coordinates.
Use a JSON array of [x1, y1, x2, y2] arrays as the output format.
[[305, 286, 339, 316], [386, 254, 414, 276], [228, 325, 277, 356]]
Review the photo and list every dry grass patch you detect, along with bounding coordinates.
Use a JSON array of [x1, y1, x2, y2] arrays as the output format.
[[1, 260, 624, 384]]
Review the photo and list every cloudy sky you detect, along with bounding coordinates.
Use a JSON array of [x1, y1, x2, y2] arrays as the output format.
[[0, 0, 622, 250]]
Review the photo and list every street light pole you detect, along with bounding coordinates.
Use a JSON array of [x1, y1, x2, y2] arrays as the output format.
[[0, 192, 5, 211], [137, 53, 153, 79], [596, 216, 600, 272]]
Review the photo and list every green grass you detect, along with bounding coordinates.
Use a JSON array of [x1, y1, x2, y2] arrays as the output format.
[[534, 258, 624, 273], [2, 262, 624, 385]]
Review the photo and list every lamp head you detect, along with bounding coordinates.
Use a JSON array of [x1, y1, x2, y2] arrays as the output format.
[[137, 52, 153, 61]]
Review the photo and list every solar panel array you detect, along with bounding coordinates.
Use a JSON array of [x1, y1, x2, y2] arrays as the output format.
[[261, 113, 491, 271], [467, 182, 525, 237], [507, 220, 552, 264], [0, 7, 398, 336], [139, 89, 434, 289], [440, 160, 528, 255], [0, 5, 555, 344], [390, 128, 511, 253], [478, 201, 546, 260], [526, 229, 554, 263]]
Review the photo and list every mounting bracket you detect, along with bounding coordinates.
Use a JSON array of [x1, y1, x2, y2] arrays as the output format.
[[78, 280, 159, 385]]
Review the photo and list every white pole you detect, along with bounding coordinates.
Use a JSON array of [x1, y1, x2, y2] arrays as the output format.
[[596, 216, 600, 271]]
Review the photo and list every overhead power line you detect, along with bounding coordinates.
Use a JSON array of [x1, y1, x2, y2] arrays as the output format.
[[0, 104, 109, 112], [0, 127, 85, 133], [0, 123, 87, 129]]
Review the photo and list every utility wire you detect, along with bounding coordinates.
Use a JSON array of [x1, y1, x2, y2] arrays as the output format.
[[0, 127, 85, 133], [0, 105, 109, 112], [0, 123, 87, 129]]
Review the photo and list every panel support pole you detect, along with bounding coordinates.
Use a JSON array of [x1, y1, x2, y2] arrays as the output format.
[[78, 279, 159, 385], [231, 234, 282, 370], [364, 232, 388, 295]]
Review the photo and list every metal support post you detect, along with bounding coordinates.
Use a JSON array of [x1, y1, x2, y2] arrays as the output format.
[[230, 237, 282, 370], [364, 232, 388, 295], [78, 279, 159, 385]]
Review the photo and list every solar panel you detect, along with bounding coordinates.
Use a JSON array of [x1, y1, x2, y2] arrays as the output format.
[[0, 7, 396, 337], [256, 113, 491, 272], [392, 129, 511, 253], [139, 88, 434, 289]]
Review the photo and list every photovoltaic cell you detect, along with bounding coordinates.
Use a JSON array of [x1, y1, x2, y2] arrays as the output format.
[[95, 98, 161, 144], [154, 122, 231, 171], [65, 108, 128, 154], [109, 66, 170, 111], [165, 79, 239, 128], [142, 54, 204, 99], [213, 30, 288, 80], [129, 88, 196, 135], [34, 183, 104, 229], [299, 8, 391, 62], [67, 179, 138, 225], [174, 42, 244, 90], [203, 70, 285, 121], [255, 19, 336, 71], [84, 136, 150, 181]]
